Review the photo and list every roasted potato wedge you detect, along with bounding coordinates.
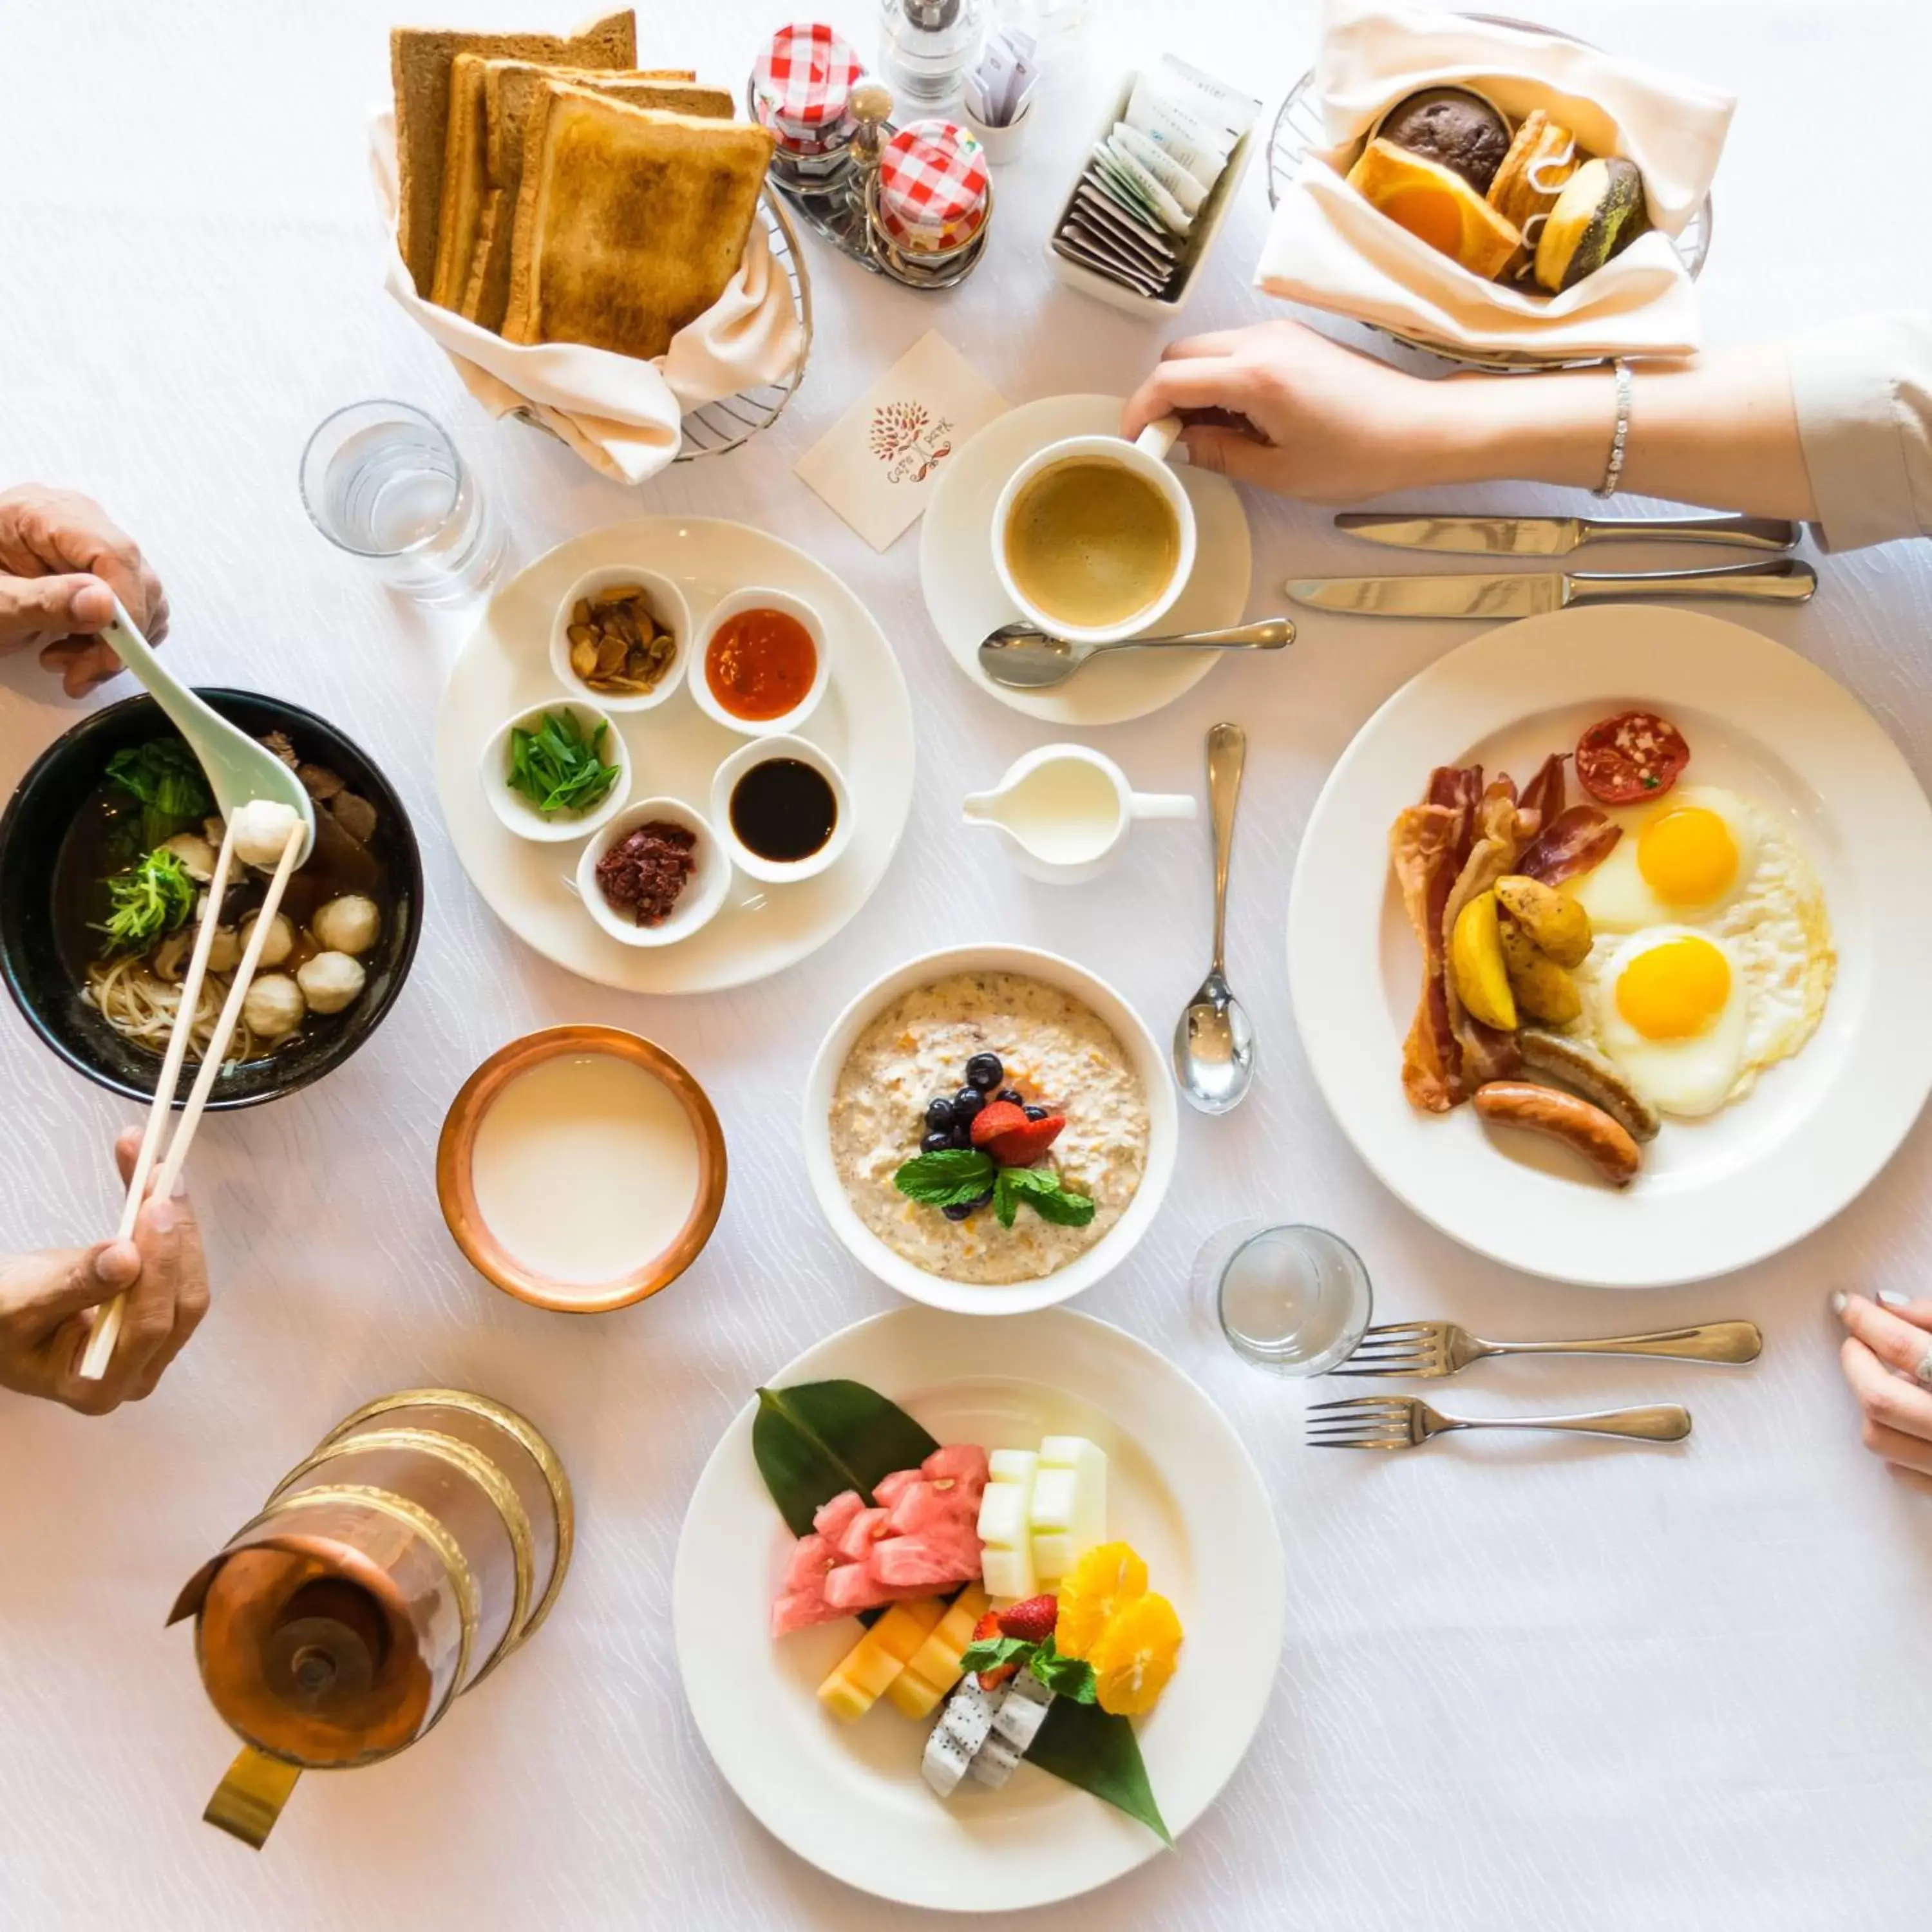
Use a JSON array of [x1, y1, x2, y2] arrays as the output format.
[[1499, 916, 1582, 1025], [1450, 890, 1519, 1031], [1495, 874, 1593, 967]]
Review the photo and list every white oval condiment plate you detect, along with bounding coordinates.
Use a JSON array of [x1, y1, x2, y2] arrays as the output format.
[[435, 518, 915, 992], [918, 395, 1252, 726], [672, 1305, 1284, 1913], [1287, 604, 1932, 1287], [802, 943, 1178, 1314]]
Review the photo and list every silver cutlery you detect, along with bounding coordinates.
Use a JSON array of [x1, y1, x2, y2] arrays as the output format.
[[1327, 1318, 1762, 1378], [1285, 557, 1817, 619], [1334, 511, 1799, 557], [1307, 1395, 1692, 1450], [977, 616, 1293, 689], [1173, 721, 1255, 1115]]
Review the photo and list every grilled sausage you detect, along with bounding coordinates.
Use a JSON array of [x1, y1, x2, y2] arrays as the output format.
[[1515, 1029, 1662, 1143], [1473, 1080, 1642, 1188]]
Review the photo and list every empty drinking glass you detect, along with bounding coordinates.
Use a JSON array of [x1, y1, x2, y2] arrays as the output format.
[[299, 400, 506, 605], [1194, 1220, 1373, 1376]]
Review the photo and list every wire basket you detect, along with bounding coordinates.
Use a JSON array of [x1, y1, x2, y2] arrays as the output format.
[[509, 187, 813, 462], [1264, 14, 1712, 373]]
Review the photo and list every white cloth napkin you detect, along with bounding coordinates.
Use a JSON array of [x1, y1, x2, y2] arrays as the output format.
[[1254, 3, 1736, 360], [368, 110, 805, 484]]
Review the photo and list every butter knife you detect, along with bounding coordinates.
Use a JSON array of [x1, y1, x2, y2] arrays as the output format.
[[1285, 558, 1817, 618], [1335, 511, 1800, 556]]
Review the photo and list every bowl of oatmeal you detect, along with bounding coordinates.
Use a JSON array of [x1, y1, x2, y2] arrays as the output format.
[[803, 944, 1177, 1313]]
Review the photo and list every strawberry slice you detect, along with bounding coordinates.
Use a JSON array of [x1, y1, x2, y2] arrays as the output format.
[[983, 1113, 1065, 1166], [997, 1594, 1058, 1644], [968, 1100, 1029, 1150], [971, 1608, 1018, 1689]]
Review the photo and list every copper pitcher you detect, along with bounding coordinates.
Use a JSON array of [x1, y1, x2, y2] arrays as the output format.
[[170, 1389, 572, 1847]]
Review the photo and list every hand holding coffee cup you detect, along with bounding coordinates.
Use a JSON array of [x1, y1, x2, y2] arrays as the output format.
[[992, 413, 1197, 643]]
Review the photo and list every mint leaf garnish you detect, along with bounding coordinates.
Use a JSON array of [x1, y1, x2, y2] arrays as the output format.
[[958, 1634, 1030, 1674], [1027, 1634, 1097, 1703], [994, 1166, 1096, 1229], [894, 1148, 997, 1208]]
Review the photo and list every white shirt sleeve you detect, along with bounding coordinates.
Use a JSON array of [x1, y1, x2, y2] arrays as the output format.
[[1787, 314, 1932, 552]]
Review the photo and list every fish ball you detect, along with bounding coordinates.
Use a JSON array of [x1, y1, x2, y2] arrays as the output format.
[[240, 910, 294, 966], [206, 927, 242, 972], [159, 833, 216, 882], [296, 951, 366, 1015], [312, 894, 381, 957], [243, 972, 306, 1041], [231, 798, 304, 871]]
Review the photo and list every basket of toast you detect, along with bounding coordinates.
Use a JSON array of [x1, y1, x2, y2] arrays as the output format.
[[376, 11, 810, 480]]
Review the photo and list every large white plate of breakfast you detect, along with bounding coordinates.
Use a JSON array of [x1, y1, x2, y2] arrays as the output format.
[[1287, 604, 1932, 1287], [672, 1304, 1284, 1912], [802, 945, 1179, 1313], [919, 395, 1253, 727], [434, 517, 914, 992]]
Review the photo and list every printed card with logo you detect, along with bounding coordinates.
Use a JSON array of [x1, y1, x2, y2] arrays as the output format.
[[794, 331, 1008, 551]]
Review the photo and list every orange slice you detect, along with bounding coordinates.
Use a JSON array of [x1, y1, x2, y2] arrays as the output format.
[[1054, 1541, 1148, 1662], [1087, 1591, 1184, 1716]]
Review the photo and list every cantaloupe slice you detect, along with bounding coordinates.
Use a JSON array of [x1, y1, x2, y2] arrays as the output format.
[[886, 1584, 991, 1720], [817, 1597, 947, 1722]]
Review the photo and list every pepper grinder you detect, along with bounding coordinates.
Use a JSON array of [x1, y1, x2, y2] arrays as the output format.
[[879, 0, 983, 108]]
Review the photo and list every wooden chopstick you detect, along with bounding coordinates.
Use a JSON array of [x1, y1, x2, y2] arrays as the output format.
[[78, 820, 305, 1382]]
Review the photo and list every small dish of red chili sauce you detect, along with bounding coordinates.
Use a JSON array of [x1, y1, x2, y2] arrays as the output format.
[[694, 589, 828, 735]]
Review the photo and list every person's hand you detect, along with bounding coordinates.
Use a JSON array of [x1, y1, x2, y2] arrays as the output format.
[[0, 485, 169, 697], [1122, 318, 1448, 503], [0, 1129, 208, 1415], [1832, 1291, 1932, 1495]]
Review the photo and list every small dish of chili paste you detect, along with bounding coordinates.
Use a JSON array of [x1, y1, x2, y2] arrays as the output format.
[[692, 587, 830, 737], [576, 799, 733, 949]]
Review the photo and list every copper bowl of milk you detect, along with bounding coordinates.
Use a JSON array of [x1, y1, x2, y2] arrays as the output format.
[[437, 1025, 726, 1312]]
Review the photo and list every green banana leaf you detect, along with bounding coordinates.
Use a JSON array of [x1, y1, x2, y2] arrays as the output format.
[[752, 1376, 1171, 1844]]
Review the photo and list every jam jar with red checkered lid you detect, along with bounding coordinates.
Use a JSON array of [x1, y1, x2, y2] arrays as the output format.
[[752, 20, 867, 184], [869, 118, 992, 269]]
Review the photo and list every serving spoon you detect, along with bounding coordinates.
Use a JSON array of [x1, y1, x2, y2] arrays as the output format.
[[100, 600, 317, 860], [978, 616, 1293, 690], [1173, 721, 1255, 1114]]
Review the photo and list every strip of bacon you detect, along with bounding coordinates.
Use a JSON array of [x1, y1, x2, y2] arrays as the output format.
[[1439, 778, 1531, 1092], [1517, 752, 1565, 840], [1517, 803, 1621, 885], [1391, 799, 1464, 1112]]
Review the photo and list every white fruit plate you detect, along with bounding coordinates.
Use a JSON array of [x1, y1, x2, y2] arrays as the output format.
[[671, 1306, 1285, 1912]]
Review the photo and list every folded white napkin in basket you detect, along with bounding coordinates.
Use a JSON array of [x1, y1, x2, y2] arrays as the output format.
[[368, 111, 805, 484], [1255, 3, 1735, 359]]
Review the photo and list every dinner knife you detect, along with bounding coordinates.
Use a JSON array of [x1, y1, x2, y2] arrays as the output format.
[[1285, 558, 1817, 618], [1334, 511, 1801, 556]]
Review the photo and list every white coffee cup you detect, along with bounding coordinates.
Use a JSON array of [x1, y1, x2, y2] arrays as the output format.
[[990, 414, 1197, 645]]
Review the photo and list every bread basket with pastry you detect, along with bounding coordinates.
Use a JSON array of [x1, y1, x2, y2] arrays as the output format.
[[1257, 4, 1732, 369], [374, 13, 810, 482]]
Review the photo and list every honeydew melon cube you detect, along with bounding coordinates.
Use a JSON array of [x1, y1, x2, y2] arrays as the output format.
[[1031, 1436, 1106, 1583], [981, 1543, 1036, 1602]]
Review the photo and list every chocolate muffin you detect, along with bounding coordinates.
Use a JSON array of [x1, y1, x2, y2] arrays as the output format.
[[1376, 87, 1511, 194]]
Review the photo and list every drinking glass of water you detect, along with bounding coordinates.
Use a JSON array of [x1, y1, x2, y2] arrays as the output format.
[[299, 400, 506, 605], [1193, 1221, 1373, 1376]]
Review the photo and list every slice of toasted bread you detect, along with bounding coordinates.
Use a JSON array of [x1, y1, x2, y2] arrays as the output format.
[[462, 65, 734, 328], [502, 85, 774, 360], [390, 11, 637, 298]]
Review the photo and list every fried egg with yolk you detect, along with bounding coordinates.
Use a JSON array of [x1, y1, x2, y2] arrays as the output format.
[[1566, 788, 1836, 1115]]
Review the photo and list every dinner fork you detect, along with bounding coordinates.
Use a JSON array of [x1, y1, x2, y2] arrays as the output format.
[[1327, 1318, 1761, 1378], [1306, 1396, 1692, 1449]]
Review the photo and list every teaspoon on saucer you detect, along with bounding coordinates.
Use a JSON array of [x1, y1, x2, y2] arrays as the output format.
[[1174, 721, 1255, 1114], [978, 617, 1293, 690]]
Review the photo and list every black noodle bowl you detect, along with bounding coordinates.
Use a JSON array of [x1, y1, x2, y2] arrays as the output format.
[[0, 689, 422, 1110]]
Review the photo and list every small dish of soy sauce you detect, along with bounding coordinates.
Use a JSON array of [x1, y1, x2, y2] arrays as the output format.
[[710, 735, 854, 884]]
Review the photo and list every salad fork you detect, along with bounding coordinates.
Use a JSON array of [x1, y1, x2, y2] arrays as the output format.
[[1327, 1318, 1761, 1379], [1307, 1396, 1692, 1450]]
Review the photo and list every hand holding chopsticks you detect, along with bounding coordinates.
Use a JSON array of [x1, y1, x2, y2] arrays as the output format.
[[79, 817, 305, 1382]]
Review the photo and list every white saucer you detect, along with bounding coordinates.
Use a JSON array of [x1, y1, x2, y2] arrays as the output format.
[[435, 518, 915, 994], [918, 395, 1253, 726]]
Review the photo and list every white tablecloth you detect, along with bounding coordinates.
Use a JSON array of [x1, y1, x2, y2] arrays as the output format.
[[3, 4, 1930, 1927]]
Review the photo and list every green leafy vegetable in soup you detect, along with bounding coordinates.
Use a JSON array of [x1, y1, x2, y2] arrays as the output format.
[[506, 710, 620, 818], [97, 847, 196, 952], [105, 740, 214, 849]]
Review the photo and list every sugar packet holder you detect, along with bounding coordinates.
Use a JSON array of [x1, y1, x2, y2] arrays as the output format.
[[1046, 60, 1259, 316]]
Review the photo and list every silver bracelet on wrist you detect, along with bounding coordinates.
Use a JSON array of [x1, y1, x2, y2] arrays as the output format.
[[1595, 358, 1632, 498]]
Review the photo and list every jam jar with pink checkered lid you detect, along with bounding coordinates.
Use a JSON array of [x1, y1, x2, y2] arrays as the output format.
[[752, 20, 867, 187], [867, 118, 992, 276]]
